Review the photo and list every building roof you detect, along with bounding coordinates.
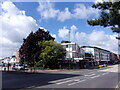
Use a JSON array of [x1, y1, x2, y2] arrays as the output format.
[[81, 46, 110, 52], [61, 42, 77, 45]]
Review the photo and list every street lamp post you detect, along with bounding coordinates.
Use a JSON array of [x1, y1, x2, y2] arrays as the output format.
[[68, 46, 70, 68], [68, 30, 71, 69]]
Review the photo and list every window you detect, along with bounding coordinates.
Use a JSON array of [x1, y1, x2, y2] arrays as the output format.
[[66, 52, 69, 58], [66, 45, 68, 48], [72, 52, 76, 58], [95, 55, 96, 59], [101, 53, 103, 60], [69, 45, 72, 48], [72, 45, 76, 51]]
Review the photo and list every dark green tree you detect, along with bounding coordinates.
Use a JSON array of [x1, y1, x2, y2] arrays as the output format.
[[87, 1, 120, 33], [19, 28, 54, 67], [38, 40, 66, 69]]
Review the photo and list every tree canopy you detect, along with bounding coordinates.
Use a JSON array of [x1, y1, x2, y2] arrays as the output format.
[[19, 28, 54, 66], [38, 40, 66, 69], [87, 1, 120, 33]]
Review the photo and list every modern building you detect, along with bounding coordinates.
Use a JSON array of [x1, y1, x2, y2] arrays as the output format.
[[99, 49, 110, 64], [81, 46, 111, 65], [61, 42, 85, 61], [61, 41, 85, 69], [84, 53, 94, 68]]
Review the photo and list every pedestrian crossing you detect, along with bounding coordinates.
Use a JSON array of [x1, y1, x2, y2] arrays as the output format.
[[48, 72, 109, 86]]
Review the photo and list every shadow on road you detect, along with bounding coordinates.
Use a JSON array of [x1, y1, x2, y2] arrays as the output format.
[[2, 71, 81, 89]]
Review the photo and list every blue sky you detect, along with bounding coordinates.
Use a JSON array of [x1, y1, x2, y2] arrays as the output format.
[[0, 1, 118, 58], [14, 2, 114, 40]]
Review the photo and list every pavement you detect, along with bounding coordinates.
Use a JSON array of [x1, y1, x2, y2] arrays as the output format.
[[1, 64, 120, 89]]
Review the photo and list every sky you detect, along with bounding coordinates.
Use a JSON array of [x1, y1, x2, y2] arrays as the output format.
[[0, 0, 118, 59]]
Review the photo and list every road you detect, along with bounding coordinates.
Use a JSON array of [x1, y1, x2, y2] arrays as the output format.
[[2, 65, 119, 89]]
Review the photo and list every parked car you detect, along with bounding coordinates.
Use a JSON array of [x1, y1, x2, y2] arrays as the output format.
[[98, 64, 107, 68], [98, 65, 104, 68], [103, 64, 107, 67], [12, 64, 24, 70]]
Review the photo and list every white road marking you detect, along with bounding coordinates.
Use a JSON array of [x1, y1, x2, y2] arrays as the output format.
[[56, 79, 74, 85], [90, 75, 100, 79], [74, 79, 80, 81], [88, 72, 95, 74], [101, 72, 109, 75], [56, 79, 81, 85], [48, 76, 79, 83], [68, 79, 86, 86], [63, 70, 87, 74], [49, 77, 73, 83], [85, 74, 95, 77]]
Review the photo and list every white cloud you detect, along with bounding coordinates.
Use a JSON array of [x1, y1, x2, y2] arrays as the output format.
[[58, 25, 78, 40], [57, 8, 72, 22], [1, 1, 21, 16], [37, 2, 100, 22], [58, 26, 70, 39], [37, 2, 59, 19], [88, 31, 118, 53], [70, 25, 78, 31], [94, 0, 104, 3], [79, 31, 118, 53], [88, 30, 108, 42], [58, 25, 118, 53], [73, 4, 100, 19], [0, 1, 39, 58], [95, 0, 118, 3]]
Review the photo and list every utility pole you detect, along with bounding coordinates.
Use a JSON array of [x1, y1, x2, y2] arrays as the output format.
[[69, 30, 70, 43]]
